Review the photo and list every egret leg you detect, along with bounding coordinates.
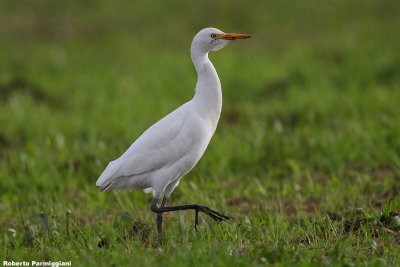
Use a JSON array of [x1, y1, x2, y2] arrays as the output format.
[[156, 197, 167, 244], [151, 198, 231, 239]]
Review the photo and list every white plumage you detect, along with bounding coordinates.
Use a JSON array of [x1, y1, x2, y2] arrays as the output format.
[[96, 27, 250, 201]]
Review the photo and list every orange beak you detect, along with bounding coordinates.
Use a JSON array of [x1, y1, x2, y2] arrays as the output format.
[[216, 33, 251, 40]]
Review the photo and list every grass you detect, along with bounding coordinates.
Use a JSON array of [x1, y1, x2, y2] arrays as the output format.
[[1, 0, 400, 266]]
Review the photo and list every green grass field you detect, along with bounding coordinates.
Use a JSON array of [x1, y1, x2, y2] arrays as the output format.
[[1, 0, 400, 266]]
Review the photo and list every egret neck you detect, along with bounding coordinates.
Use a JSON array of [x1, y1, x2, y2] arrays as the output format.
[[191, 47, 222, 132]]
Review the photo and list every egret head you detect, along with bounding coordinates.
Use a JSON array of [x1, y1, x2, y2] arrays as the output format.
[[191, 27, 250, 53]]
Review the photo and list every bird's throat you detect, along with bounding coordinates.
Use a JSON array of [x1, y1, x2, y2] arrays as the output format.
[[192, 52, 222, 130]]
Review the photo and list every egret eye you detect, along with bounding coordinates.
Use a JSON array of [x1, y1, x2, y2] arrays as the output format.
[[210, 34, 218, 39]]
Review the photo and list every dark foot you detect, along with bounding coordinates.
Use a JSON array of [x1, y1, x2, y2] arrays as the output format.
[[194, 205, 231, 230], [151, 198, 231, 236]]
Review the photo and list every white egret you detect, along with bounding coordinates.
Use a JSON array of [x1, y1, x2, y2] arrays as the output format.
[[96, 27, 250, 243]]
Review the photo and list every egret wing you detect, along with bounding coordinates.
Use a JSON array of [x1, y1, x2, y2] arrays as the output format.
[[96, 106, 193, 187]]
